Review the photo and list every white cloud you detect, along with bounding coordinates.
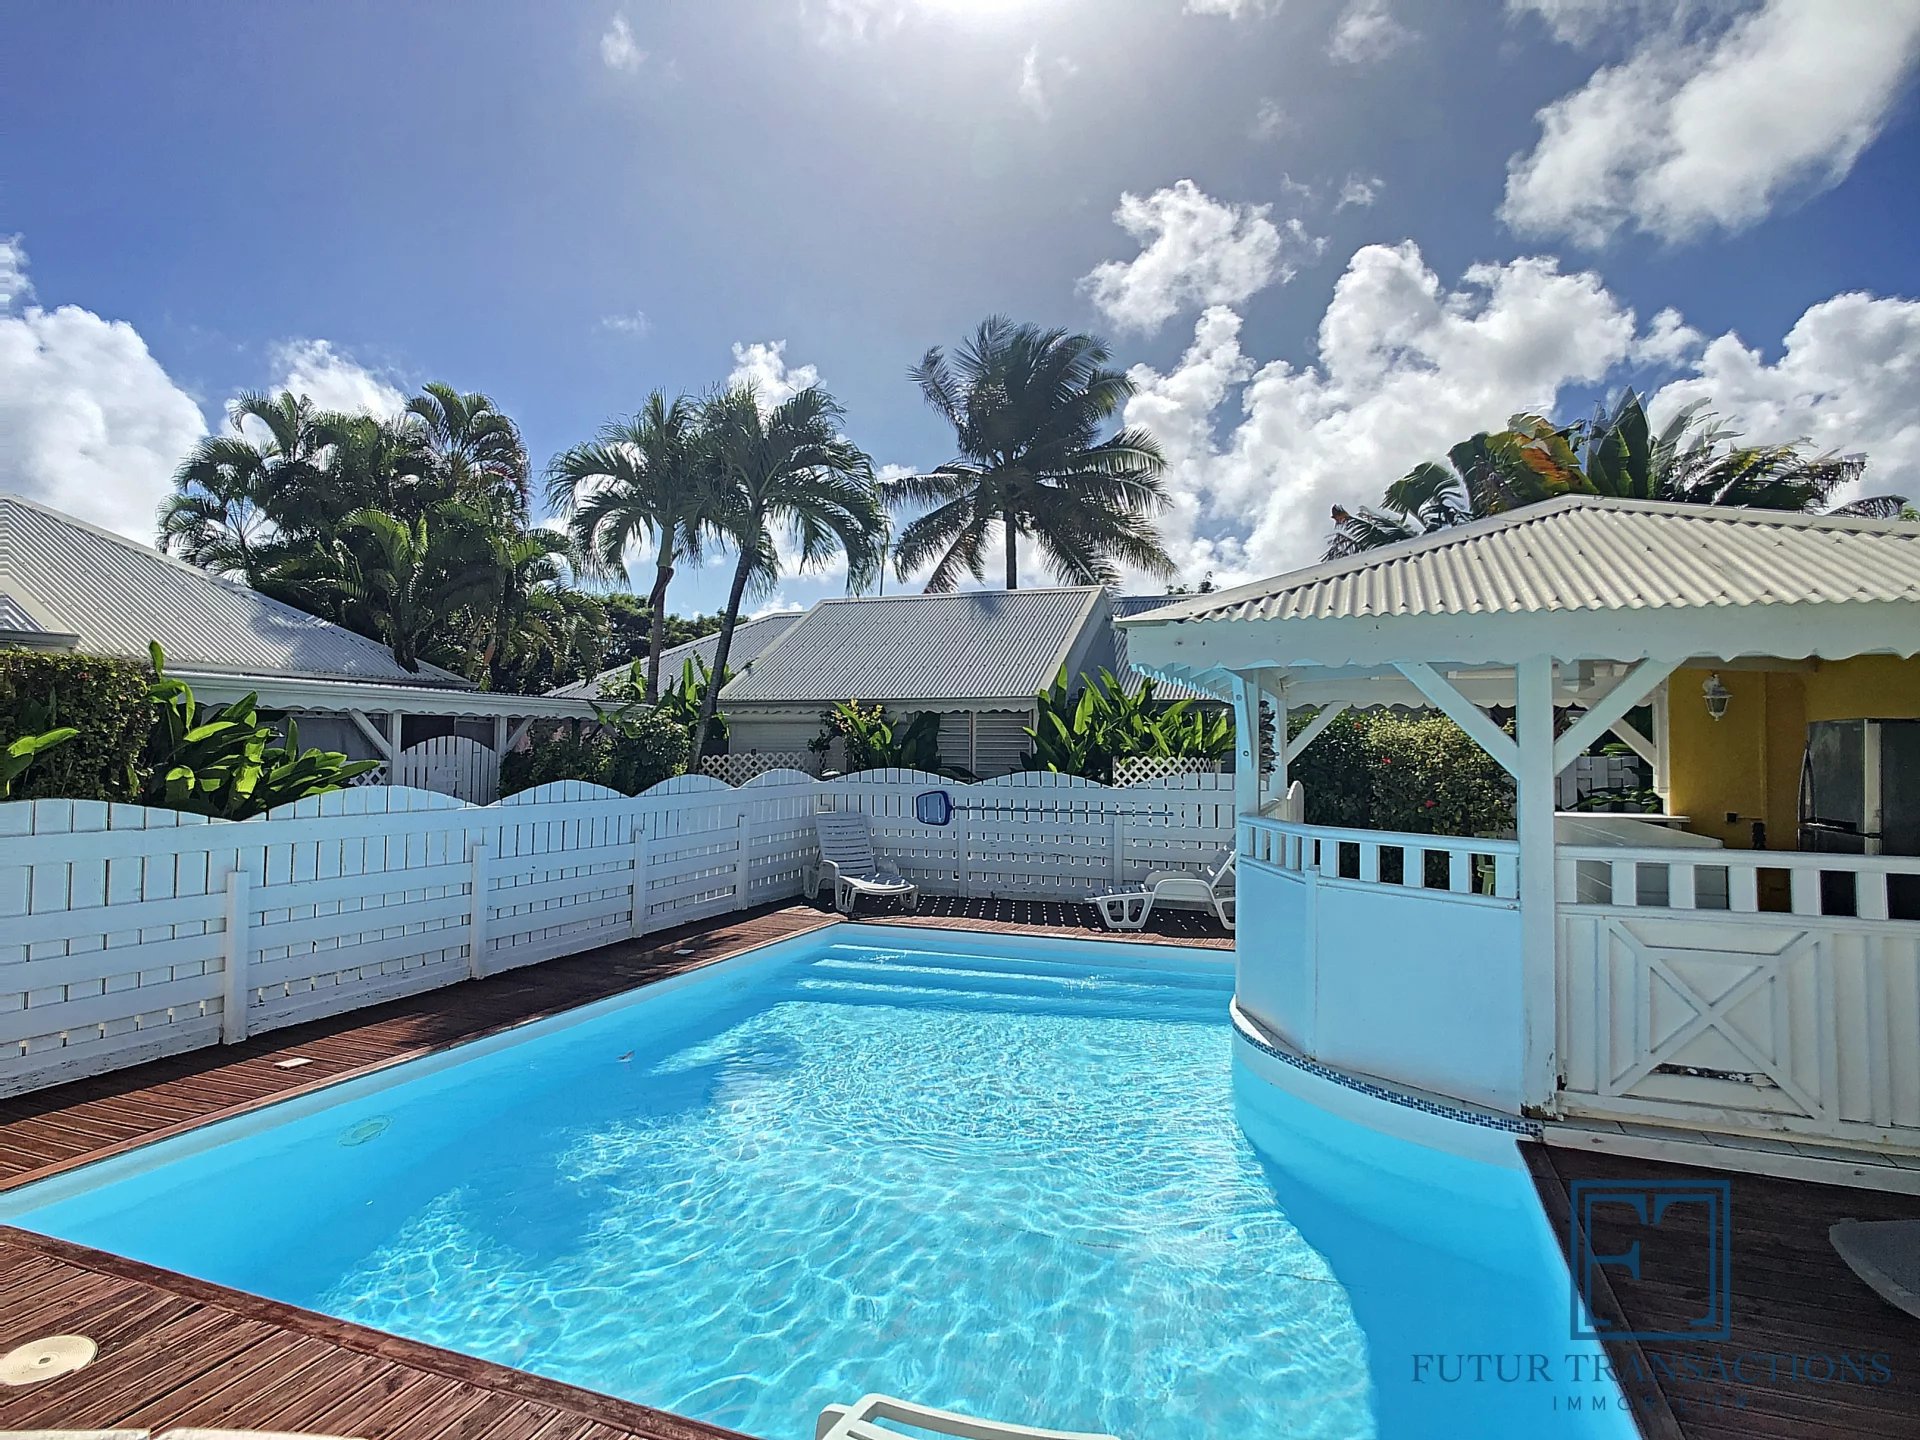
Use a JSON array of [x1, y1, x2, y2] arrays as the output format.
[[1651, 291, 1920, 504], [1248, 97, 1290, 141], [599, 13, 645, 71], [749, 593, 809, 617], [0, 235, 31, 310], [727, 339, 822, 410], [1335, 173, 1382, 209], [1081, 180, 1313, 334], [599, 309, 652, 337], [269, 339, 408, 418], [1631, 306, 1703, 366], [1121, 242, 1639, 582], [1503, 0, 1920, 245], [1184, 0, 1280, 16], [0, 243, 207, 539], [1329, 0, 1414, 63], [1017, 46, 1076, 120]]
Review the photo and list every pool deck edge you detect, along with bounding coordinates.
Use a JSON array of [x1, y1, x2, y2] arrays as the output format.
[[0, 1225, 752, 1440]]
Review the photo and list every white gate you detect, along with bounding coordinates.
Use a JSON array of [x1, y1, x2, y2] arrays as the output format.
[[1556, 844, 1920, 1146], [392, 736, 502, 804]]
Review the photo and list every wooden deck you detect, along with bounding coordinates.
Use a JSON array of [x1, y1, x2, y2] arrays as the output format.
[[0, 1227, 746, 1440], [1527, 1142, 1920, 1440], [0, 897, 1225, 1439]]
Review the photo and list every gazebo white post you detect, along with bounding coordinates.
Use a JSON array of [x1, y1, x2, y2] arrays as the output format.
[[1229, 672, 1261, 821], [1514, 655, 1559, 1112], [1651, 681, 1673, 812], [1258, 671, 1288, 808]]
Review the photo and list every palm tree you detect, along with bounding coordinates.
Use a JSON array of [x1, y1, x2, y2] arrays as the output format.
[[546, 393, 713, 702], [406, 382, 532, 520], [891, 317, 1172, 590], [313, 502, 501, 672], [308, 412, 442, 527], [1325, 391, 1903, 558], [159, 392, 327, 583], [690, 384, 884, 768], [476, 529, 602, 695]]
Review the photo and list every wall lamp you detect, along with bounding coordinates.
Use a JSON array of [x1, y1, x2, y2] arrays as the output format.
[[1702, 673, 1732, 721]]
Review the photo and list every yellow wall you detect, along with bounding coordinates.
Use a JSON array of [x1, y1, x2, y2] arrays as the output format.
[[1667, 656, 1920, 850]]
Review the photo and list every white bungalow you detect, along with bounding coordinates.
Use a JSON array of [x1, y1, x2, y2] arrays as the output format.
[[0, 493, 597, 802], [1124, 497, 1920, 1168]]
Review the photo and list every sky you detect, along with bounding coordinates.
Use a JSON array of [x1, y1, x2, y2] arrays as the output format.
[[5, 0, 1920, 615]]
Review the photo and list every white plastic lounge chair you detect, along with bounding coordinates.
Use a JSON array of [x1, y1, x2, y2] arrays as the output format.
[[817, 1393, 1117, 1440], [1091, 847, 1236, 932], [1832, 1220, 1920, 1319], [811, 811, 919, 915]]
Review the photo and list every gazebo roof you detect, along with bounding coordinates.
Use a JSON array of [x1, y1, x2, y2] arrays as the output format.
[[1124, 498, 1920, 698]]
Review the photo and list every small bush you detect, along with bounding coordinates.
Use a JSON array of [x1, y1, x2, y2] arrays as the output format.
[[499, 712, 689, 798], [1292, 707, 1513, 836], [501, 734, 605, 796], [0, 650, 151, 802], [602, 706, 690, 794]]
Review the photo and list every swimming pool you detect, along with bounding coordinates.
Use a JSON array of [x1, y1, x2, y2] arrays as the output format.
[[2, 926, 1631, 1439]]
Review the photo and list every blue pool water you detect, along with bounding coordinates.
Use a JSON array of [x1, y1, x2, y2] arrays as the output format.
[[4, 928, 1631, 1439]]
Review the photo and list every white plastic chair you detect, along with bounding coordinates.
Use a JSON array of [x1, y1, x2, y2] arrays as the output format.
[[811, 811, 919, 915], [1091, 847, 1236, 932], [817, 1394, 1117, 1440]]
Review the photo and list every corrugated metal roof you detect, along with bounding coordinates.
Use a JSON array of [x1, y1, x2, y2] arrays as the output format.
[[721, 587, 1104, 703], [1109, 595, 1222, 701], [1128, 498, 1920, 628], [0, 594, 47, 632], [547, 609, 803, 699], [0, 493, 471, 688]]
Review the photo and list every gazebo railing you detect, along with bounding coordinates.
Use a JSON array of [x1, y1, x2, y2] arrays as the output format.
[[1239, 817, 1519, 902], [1557, 842, 1920, 921]]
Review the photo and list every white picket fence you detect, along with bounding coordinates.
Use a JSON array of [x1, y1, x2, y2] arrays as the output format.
[[0, 769, 1231, 1098]]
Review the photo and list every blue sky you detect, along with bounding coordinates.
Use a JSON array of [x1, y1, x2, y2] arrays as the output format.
[[5, 0, 1919, 613]]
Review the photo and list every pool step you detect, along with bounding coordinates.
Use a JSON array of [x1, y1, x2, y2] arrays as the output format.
[[793, 974, 1229, 1022], [812, 948, 1231, 996]]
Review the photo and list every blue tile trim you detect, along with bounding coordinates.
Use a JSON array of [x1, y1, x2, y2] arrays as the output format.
[[1233, 1015, 1542, 1139]]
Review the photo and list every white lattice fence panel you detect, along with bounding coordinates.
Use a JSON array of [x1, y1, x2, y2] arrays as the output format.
[[1113, 756, 1221, 786], [703, 752, 816, 785]]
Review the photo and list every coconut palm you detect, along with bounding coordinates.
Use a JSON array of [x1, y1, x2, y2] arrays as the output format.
[[406, 382, 532, 520], [159, 391, 328, 583], [690, 384, 884, 768], [546, 393, 714, 702], [891, 317, 1173, 591], [308, 503, 502, 673], [472, 525, 602, 692], [1325, 391, 1903, 559]]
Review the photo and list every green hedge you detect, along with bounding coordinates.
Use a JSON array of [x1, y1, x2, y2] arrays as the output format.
[[0, 651, 151, 802], [1291, 707, 1513, 836], [499, 710, 690, 798]]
